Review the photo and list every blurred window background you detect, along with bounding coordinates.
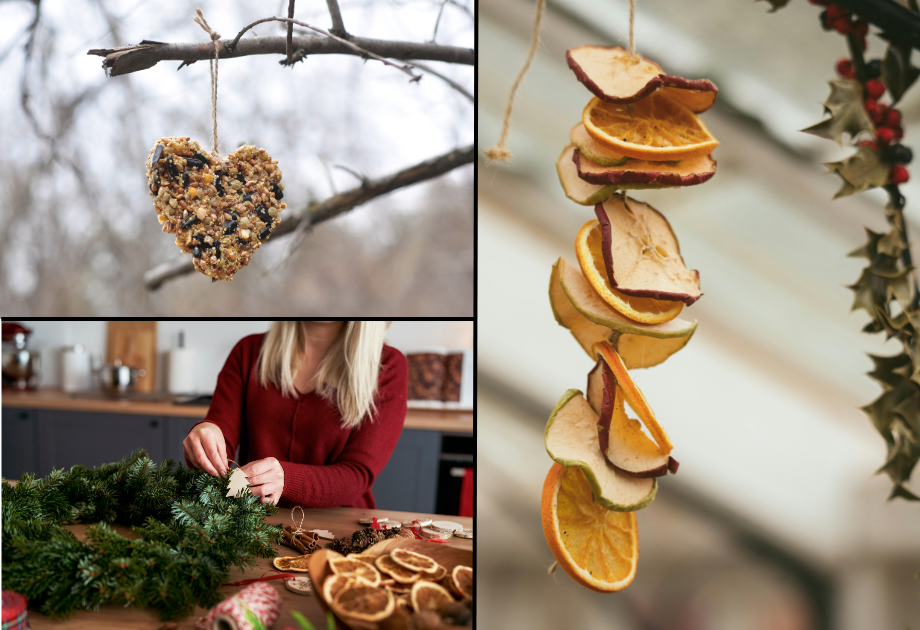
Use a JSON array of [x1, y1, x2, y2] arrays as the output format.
[[479, 0, 920, 628]]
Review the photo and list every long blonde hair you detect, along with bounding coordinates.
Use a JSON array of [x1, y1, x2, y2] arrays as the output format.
[[258, 321, 392, 429]]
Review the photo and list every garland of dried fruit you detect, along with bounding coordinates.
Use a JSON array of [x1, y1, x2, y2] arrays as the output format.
[[1, 451, 282, 620], [765, 0, 920, 500], [540, 44, 718, 589]]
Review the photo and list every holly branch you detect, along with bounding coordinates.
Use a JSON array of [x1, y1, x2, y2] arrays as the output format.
[[769, 0, 920, 500]]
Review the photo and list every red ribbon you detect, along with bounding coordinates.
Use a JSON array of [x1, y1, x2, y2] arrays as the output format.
[[223, 570, 296, 586], [411, 520, 445, 543], [371, 517, 381, 530]]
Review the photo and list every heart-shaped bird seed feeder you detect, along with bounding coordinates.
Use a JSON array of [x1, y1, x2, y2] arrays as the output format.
[[147, 137, 286, 281]]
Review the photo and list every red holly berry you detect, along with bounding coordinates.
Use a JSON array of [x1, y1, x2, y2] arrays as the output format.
[[864, 98, 879, 119], [865, 79, 886, 99], [852, 21, 869, 38], [890, 165, 910, 185], [836, 59, 854, 78], [832, 17, 852, 34], [877, 127, 895, 144], [860, 140, 879, 151], [885, 109, 902, 127], [825, 4, 847, 19], [893, 126, 904, 141], [873, 103, 889, 125]]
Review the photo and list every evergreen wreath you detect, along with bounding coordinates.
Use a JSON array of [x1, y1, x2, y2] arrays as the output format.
[[1, 450, 283, 621]]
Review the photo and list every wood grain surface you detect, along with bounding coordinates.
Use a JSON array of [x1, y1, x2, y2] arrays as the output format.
[[20, 506, 472, 630], [1, 389, 473, 432]]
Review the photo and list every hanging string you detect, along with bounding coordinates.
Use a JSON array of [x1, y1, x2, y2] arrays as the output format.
[[483, 0, 546, 163], [194, 8, 222, 159], [628, 0, 637, 58], [290, 506, 306, 536]]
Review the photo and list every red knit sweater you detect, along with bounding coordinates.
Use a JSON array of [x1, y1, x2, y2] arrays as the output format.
[[187, 333, 408, 509]]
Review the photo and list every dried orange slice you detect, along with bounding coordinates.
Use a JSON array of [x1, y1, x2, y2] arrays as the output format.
[[450, 566, 472, 599], [541, 463, 638, 592], [390, 549, 439, 574], [429, 563, 448, 582], [594, 340, 673, 453], [375, 554, 422, 584], [328, 557, 382, 586], [323, 574, 353, 602], [575, 220, 683, 324], [332, 582, 395, 622], [410, 581, 455, 613], [583, 93, 719, 161], [272, 555, 311, 572]]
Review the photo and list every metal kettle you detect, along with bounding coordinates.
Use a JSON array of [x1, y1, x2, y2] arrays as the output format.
[[2, 323, 41, 390]]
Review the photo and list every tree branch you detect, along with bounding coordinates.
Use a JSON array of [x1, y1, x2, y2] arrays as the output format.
[[88, 35, 472, 76], [407, 60, 473, 102], [143, 144, 474, 291], [325, 0, 347, 37], [286, 0, 295, 65], [226, 16, 420, 81]]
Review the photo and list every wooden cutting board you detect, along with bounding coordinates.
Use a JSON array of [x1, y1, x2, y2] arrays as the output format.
[[106, 322, 157, 393]]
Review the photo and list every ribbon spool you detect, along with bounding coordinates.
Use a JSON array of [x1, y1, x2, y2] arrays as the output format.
[[1, 591, 28, 630], [195, 582, 282, 630]]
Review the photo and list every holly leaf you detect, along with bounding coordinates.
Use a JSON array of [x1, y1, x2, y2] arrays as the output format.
[[756, 0, 790, 11], [878, 226, 906, 258], [867, 352, 912, 390], [802, 80, 875, 146], [848, 228, 885, 260], [848, 266, 888, 316], [226, 468, 249, 498], [824, 146, 889, 198], [883, 41, 920, 104], [888, 483, 920, 501]]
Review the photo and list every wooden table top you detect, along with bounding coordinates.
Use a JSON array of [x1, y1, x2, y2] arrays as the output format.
[[20, 506, 473, 629], [1, 389, 473, 433]]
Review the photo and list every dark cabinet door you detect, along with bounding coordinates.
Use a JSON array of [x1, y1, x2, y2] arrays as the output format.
[[2, 407, 39, 480], [372, 429, 440, 513], [36, 410, 165, 477], [165, 416, 204, 464]]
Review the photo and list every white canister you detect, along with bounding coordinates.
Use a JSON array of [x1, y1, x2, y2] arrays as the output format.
[[62, 345, 92, 393]]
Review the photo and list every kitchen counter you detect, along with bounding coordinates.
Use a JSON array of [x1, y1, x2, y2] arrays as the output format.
[[12, 498, 473, 629], [1, 389, 473, 433]]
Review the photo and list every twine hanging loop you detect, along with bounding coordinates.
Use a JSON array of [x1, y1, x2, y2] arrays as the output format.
[[194, 8, 222, 159]]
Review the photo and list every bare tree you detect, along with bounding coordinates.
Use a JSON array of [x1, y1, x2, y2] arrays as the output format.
[[0, 0, 473, 314]]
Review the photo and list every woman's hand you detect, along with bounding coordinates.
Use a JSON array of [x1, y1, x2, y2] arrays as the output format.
[[241, 457, 284, 505], [183, 422, 229, 478]]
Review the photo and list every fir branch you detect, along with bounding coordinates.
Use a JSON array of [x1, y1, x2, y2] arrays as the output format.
[[1, 451, 283, 620]]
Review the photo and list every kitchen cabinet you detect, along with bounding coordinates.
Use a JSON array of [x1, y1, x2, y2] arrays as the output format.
[[36, 410, 165, 477], [2, 408, 39, 481], [371, 429, 440, 514], [2, 405, 466, 515]]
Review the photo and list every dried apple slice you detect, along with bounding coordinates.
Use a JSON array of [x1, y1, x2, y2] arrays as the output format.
[[544, 389, 657, 511], [557, 146, 619, 206], [570, 123, 627, 166], [596, 360, 678, 478], [575, 220, 684, 324], [549, 257, 697, 368], [595, 196, 701, 305], [566, 45, 718, 113], [574, 149, 716, 188], [594, 341, 673, 454]]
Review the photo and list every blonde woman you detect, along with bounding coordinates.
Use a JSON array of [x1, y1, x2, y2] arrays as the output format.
[[183, 321, 407, 508]]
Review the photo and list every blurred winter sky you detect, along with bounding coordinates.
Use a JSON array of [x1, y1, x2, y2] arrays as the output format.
[[0, 0, 473, 315]]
